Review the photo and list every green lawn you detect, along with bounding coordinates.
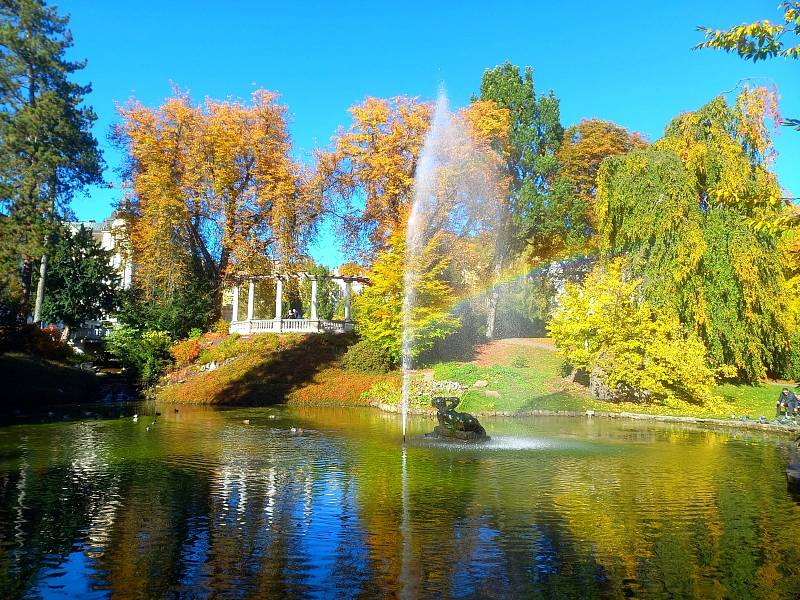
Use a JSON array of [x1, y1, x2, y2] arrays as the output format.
[[416, 342, 790, 421]]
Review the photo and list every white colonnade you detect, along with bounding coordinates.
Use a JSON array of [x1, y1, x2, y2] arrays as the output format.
[[228, 273, 359, 335]]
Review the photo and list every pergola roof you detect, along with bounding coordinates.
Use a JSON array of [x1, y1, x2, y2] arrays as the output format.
[[231, 272, 370, 285]]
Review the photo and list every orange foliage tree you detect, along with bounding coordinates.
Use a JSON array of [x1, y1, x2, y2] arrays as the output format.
[[114, 89, 317, 304], [555, 118, 647, 233], [315, 96, 432, 259]]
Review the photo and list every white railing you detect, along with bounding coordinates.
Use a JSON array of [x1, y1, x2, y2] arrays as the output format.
[[229, 319, 354, 335]]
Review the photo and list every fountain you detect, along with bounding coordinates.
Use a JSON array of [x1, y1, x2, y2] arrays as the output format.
[[429, 396, 488, 441], [400, 87, 502, 443]]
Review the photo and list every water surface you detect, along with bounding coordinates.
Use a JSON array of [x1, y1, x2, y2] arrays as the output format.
[[0, 406, 798, 598]]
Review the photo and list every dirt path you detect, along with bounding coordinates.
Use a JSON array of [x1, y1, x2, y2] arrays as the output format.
[[471, 337, 555, 366]]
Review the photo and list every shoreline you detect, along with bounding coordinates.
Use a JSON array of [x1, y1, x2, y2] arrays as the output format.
[[302, 398, 800, 437]]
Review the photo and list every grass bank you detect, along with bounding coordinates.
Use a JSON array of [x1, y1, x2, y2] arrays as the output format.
[[158, 333, 790, 424], [157, 333, 397, 406], [364, 338, 789, 423], [0, 352, 98, 410]]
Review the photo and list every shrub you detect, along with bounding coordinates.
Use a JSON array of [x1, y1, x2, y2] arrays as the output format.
[[171, 338, 201, 367], [548, 259, 716, 404], [342, 339, 395, 373], [107, 325, 173, 385], [197, 333, 242, 365], [28, 325, 73, 361], [360, 380, 402, 405], [188, 327, 202, 340], [0, 324, 73, 362], [212, 319, 230, 334]]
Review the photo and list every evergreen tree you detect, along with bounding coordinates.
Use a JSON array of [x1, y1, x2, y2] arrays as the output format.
[[0, 0, 102, 321], [476, 62, 563, 337], [477, 61, 564, 259], [41, 225, 118, 340]]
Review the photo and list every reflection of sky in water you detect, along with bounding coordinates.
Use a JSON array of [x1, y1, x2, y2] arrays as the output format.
[[35, 550, 105, 599], [0, 407, 798, 598]]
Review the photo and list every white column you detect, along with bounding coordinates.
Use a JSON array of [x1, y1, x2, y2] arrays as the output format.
[[310, 278, 318, 320], [231, 285, 240, 321], [247, 280, 255, 321], [343, 280, 352, 321], [275, 278, 283, 319]]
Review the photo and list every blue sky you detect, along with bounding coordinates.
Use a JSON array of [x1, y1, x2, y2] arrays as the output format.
[[60, 0, 799, 267]]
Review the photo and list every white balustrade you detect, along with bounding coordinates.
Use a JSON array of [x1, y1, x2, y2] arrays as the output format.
[[229, 318, 354, 335]]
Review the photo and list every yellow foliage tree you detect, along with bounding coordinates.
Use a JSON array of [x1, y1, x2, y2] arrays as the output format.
[[355, 229, 460, 364], [548, 259, 717, 404]]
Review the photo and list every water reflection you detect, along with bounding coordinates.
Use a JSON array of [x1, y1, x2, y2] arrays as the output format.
[[0, 407, 798, 598]]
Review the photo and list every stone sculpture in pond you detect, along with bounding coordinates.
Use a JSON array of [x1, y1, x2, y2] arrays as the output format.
[[430, 396, 489, 441]]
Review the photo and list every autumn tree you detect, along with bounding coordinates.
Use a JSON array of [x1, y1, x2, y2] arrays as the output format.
[[554, 119, 646, 235], [355, 229, 459, 364], [316, 96, 432, 259], [114, 89, 316, 319], [596, 88, 793, 381], [696, 2, 800, 131], [0, 0, 102, 322], [548, 259, 716, 404]]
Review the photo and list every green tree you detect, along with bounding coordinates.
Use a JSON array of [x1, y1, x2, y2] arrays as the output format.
[[548, 259, 716, 404], [0, 0, 103, 321], [477, 61, 564, 259], [106, 326, 172, 385], [298, 264, 342, 320], [596, 90, 793, 381], [476, 62, 564, 337], [115, 279, 216, 341], [40, 225, 118, 340]]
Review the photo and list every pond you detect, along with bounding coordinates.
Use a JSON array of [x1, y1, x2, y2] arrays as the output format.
[[0, 405, 799, 599]]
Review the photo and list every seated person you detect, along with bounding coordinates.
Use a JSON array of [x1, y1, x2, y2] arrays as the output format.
[[777, 387, 799, 417]]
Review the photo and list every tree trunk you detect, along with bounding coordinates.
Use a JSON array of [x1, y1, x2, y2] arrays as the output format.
[[33, 176, 57, 325], [60, 324, 70, 343], [486, 288, 498, 340], [485, 260, 503, 340], [20, 259, 33, 322], [33, 252, 47, 324]]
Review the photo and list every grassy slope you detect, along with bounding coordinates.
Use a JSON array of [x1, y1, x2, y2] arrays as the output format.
[[421, 339, 786, 420], [0, 352, 98, 409], [157, 333, 396, 406], [158, 333, 787, 420]]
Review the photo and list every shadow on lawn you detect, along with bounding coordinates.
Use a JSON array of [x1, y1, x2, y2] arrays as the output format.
[[213, 333, 355, 406]]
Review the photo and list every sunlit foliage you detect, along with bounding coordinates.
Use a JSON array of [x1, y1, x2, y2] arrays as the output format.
[[355, 230, 459, 364], [114, 89, 315, 302], [316, 97, 432, 258], [555, 118, 646, 234], [696, 2, 800, 62], [548, 259, 716, 404], [696, 3, 800, 132], [596, 88, 794, 381]]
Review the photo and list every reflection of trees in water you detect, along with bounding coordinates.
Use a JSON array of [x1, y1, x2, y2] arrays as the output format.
[[1, 413, 800, 597], [0, 424, 123, 598]]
